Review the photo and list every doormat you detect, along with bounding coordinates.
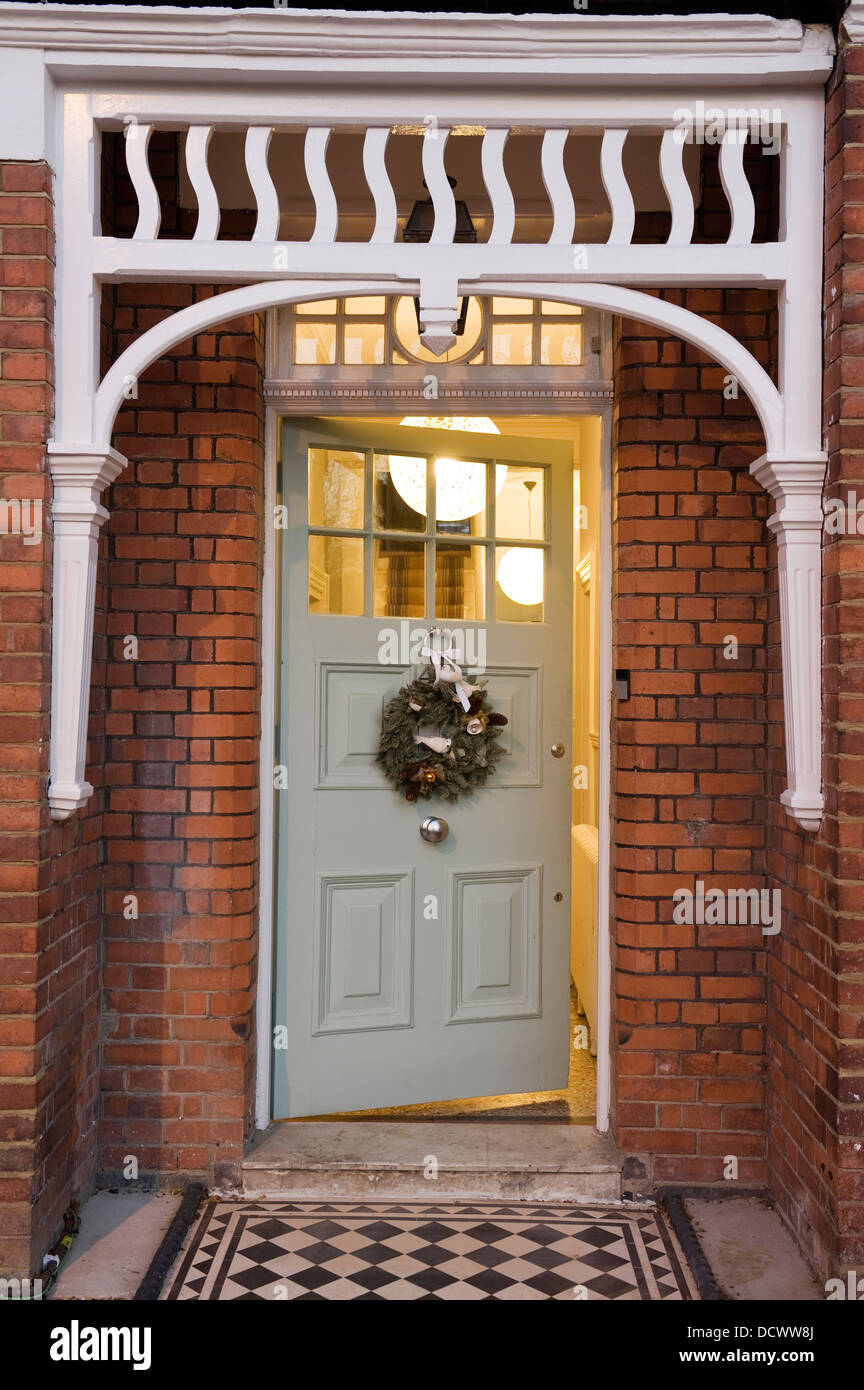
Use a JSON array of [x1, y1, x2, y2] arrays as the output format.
[[164, 1200, 698, 1300]]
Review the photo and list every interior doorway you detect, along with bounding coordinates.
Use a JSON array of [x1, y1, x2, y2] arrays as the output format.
[[270, 411, 604, 1125]]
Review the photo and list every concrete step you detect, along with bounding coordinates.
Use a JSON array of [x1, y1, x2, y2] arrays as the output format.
[[242, 1122, 621, 1202]]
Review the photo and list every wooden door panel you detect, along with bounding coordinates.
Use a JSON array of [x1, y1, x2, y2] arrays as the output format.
[[480, 666, 542, 785], [317, 662, 409, 788], [447, 866, 541, 1023], [313, 871, 414, 1033]]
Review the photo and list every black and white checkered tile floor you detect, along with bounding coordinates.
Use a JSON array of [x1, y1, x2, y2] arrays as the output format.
[[165, 1200, 698, 1300]]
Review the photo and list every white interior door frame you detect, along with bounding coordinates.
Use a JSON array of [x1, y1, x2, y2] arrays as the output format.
[[255, 357, 615, 1133], [595, 405, 613, 1134]]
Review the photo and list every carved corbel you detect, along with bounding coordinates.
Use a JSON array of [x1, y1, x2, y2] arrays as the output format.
[[417, 272, 460, 356], [750, 453, 827, 833], [47, 445, 127, 819]]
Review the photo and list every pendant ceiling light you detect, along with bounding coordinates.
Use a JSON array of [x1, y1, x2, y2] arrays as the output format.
[[496, 479, 543, 606]]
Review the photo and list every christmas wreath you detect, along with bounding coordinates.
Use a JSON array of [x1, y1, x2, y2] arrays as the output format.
[[378, 635, 508, 802]]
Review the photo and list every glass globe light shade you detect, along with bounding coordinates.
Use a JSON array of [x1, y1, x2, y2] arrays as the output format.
[[496, 547, 544, 606], [399, 416, 500, 435], [387, 456, 508, 522]]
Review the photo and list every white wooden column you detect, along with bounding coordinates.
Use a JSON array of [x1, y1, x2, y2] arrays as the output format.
[[750, 454, 826, 832], [755, 94, 829, 833], [48, 447, 126, 819]]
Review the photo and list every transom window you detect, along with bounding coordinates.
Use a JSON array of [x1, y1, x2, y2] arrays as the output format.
[[308, 442, 548, 623], [288, 296, 583, 368]]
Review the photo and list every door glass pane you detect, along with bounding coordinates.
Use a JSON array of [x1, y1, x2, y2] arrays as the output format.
[[436, 544, 485, 620], [309, 534, 364, 615], [308, 448, 365, 529], [496, 465, 545, 540], [495, 546, 544, 622], [296, 299, 338, 315], [491, 296, 532, 315], [491, 322, 533, 365], [344, 296, 386, 314], [373, 539, 425, 618], [343, 322, 385, 365], [375, 453, 427, 531], [540, 321, 582, 366], [295, 322, 337, 364], [541, 300, 582, 316], [434, 457, 487, 534]]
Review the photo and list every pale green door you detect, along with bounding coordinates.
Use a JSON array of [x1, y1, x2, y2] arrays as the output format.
[[274, 418, 573, 1117]]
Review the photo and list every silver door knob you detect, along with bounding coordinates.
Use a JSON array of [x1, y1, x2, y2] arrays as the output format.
[[550, 742, 566, 758], [420, 816, 449, 843]]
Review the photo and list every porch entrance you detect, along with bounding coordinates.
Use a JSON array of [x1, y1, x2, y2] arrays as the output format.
[[272, 413, 603, 1121]]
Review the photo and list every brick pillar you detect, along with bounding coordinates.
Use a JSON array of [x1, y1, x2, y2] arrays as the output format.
[[760, 40, 864, 1280], [611, 288, 774, 1187], [100, 286, 264, 1186], [0, 161, 103, 1275], [822, 40, 864, 1279]]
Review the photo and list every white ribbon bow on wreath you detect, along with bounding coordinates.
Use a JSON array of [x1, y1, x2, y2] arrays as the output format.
[[420, 630, 479, 713]]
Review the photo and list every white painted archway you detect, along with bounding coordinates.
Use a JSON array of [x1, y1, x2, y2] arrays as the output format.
[[9, 5, 827, 833], [49, 277, 825, 832]]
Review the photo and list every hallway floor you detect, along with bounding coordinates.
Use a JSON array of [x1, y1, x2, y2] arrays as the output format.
[[297, 992, 597, 1125], [162, 1199, 697, 1301]]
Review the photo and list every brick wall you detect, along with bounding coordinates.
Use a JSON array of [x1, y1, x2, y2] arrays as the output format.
[[0, 161, 104, 1276], [611, 287, 775, 1189], [0, 146, 267, 1268], [758, 42, 864, 1280], [609, 81, 864, 1281], [819, 41, 864, 1278], [98, 285, 265, 1187]]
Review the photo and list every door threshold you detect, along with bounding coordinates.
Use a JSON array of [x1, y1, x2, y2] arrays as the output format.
[[243, 1121, 620, 1203], [282, 1113, 596, 1125]]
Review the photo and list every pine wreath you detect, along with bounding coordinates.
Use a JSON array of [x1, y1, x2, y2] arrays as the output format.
[[378, 661, 508, 802]]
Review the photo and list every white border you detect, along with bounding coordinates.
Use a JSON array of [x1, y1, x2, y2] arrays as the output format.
[[595, 405, 613, 1134], [254, 345, 615, 1134], [255, 310, 280, 1130]]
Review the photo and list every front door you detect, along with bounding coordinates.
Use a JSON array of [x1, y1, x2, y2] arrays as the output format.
[[274, 417, 573, 1117]]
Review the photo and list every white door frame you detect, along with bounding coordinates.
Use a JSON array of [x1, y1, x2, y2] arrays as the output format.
[[254, 374, 614, 1133]]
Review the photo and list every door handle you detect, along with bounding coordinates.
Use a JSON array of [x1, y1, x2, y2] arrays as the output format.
[[550, 742, 566, 758], [420, 816, 449, 843]]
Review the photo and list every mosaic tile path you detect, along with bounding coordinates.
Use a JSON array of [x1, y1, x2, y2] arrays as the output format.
[[165, 1200, 698, 1301]]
